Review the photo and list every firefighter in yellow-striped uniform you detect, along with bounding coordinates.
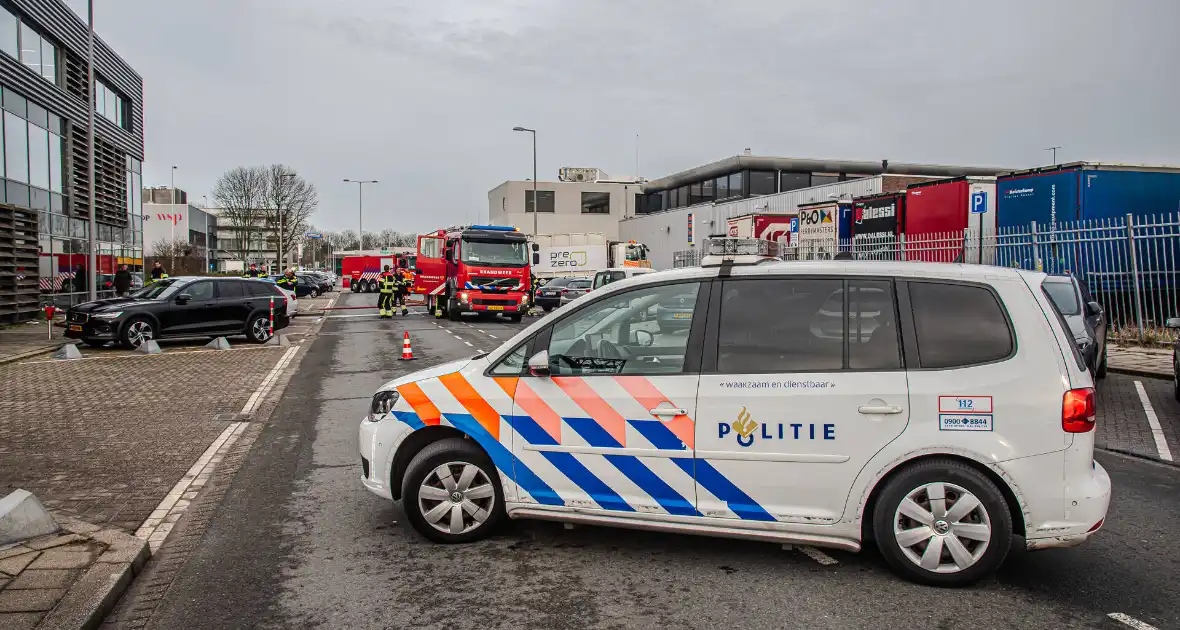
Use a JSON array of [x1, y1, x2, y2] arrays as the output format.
[[394, 263, 412, 318], [377, 265, 397, 318]]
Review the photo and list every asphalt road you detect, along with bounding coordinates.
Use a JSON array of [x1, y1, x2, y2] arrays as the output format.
[[135, 291, 1180, 630]]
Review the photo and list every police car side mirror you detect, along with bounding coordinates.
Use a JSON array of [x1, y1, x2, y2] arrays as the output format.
[[630, 329, 654, 347], [527, 350, 550, 377]]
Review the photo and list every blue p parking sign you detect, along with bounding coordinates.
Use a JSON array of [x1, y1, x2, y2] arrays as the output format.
[[790, 217, 799, 233], [971, 191, 988, 214]]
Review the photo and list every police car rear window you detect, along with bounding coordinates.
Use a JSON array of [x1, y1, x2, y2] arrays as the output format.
[[909, 282, 1013, 369]]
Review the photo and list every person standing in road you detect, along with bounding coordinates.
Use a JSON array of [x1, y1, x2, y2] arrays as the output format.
[[394, 262, 412, 316], [242, 263, 264, 278], [150, 261, 168, 284], [114, 264, 132, 296], [377, 265, 396, 318]]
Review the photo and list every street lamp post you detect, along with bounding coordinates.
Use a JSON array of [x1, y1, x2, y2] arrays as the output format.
[[512, 127, 538, 235], [170, 165, 178, 244], [201, 194, 209, 272], [343, 179, 378, 254], [85, 0, 96, 301]]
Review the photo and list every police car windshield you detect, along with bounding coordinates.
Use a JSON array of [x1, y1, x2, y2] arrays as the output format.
[[461, 238, 528, 267], [1043, 279, 1080, 316], [130, 279, 181, 300]]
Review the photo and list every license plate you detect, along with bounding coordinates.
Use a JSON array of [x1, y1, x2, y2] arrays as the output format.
[[544, 292, 558, 296], [672, 312, 692, 319], [69, 325, 83, 332], [487, 305, 505, 311]]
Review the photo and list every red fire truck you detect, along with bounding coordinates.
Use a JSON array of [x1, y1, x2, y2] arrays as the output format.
[[342, 252, 415, 292], [414, 225, 535, 322]]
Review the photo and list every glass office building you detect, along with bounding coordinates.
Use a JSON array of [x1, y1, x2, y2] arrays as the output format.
[[0, 0, 143, 321]]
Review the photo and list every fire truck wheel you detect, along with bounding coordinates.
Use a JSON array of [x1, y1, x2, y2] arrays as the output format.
[[447, 298, 462, 321], [509, 314, 522, 323]]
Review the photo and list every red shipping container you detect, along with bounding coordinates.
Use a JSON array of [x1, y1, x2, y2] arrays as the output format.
[[904, 177, 996, 263]]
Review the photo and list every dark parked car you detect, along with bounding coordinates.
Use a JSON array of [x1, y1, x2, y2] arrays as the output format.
[[653, 288, 698, 333], [534, 277, 582, 312], [1043, 274, 1107, 378], [1167, 317, 1179, 401], [557, 278, 594, 306], [296, 272, 332, 297], [64, 277, 290, 348]]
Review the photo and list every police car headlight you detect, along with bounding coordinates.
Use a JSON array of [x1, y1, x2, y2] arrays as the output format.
[[369, 390, 399, 417], [92, 311, 122, 320], [459, 292, 470, 303]]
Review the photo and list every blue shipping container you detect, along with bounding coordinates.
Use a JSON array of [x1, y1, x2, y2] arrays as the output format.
[[998, 163, 1180, 228]]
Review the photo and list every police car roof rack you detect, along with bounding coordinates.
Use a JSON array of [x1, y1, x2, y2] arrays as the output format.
[[701, 237, 782, 276]]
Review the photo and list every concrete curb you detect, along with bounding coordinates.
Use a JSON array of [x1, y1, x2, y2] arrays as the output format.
[[36, 517, 150, 630], [1097, 446, 1180, 469], [1107, 366, 1173, 381], [0, 344, 64, 366]]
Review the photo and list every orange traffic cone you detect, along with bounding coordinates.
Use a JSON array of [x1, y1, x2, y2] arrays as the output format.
[[400, 331, 416, 361]]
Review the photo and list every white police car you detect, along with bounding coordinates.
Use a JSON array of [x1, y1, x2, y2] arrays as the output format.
[[359, 241, 1110, 586]]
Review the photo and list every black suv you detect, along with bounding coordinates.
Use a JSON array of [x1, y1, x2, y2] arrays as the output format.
[[65, 277, 291, 348]]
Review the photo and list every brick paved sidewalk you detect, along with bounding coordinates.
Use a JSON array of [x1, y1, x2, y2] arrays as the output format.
[[0, 323, 65, 365], [1108, 344, 1174, 379], [1095, 373, 1179, 464], [0, 346, 289, 533]]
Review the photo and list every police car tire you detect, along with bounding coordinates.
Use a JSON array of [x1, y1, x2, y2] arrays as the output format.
[[401, 438, 505, 544], [872, 459, 1011, 587]]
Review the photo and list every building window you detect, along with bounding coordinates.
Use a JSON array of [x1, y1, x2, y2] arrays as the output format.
[[779, 172, 810, 192], [701, 178, 714, 202], [15, 20, 55, 84], [4, 111, 28, 183], [95, 78, 130, 130], [0, 8, 16, 59], [2, 85, 68, 214], [729, 171, 744, 198], [581, 191, 610, 214], [524, 189, 555, 213], [643, 192, 662, 213], [715, 175, 730, 200], [749, 171, 776, 196], [669, 187, 679, 209], [811, 173, 839, 187]]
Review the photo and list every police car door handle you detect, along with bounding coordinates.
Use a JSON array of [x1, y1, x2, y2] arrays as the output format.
[[649, 407, 687, 417], [858, 405, 903, 415]]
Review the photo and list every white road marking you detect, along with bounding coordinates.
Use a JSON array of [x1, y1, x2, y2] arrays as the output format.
[[325, 312, 382, 319], [799, 546, 838, 566], [452, 336, 463, 342], [135, 421, 250, 552], [1134, 380, 1174, 462], [464, 341, 473, 347], [487, 334, 497, 339], [241, 346, 300, 417], [1108, 613, 1161, 630]]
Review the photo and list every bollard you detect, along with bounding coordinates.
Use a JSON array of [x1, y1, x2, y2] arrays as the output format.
[[269, 296, 275, 336]]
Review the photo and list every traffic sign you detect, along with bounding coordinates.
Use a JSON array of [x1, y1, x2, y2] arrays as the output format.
[[971, 191, 988, 214], [789, 217, 799, 233], [305, 232, 323, 239]]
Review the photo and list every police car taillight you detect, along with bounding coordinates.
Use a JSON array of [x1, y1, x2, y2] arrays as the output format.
[[700, 237, 782, 267], [1062, 388, 1096, 433]]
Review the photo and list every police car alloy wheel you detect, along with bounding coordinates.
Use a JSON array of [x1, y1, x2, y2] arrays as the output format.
[[121, 317, 154, 349], [401, 438, 505, 543], [872, 459, 1011, 586]]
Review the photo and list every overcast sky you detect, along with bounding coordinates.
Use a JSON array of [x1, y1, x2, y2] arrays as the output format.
[[67, 0, 1180, 233]]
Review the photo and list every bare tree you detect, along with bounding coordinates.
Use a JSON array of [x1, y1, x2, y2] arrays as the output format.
[[391, 232, 418, 248], [213, 166, 267, 264], [261, 164, 319, 270], [361, 231, 380, 250], [378, 228, 398, 248], [148, 236, 206, 276], [336, 230, 359, 251]]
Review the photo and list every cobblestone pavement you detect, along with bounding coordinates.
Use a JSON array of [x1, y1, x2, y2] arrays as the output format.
[[1095, 373, 1179, 463], [0, 346, 290, 533], [0, 324, 66, 364], [1108, 343, 1174, 378]]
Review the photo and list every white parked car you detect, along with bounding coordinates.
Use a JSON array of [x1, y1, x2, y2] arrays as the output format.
[[359, 252, 1109, 586], [254, 277, 298, 317]]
